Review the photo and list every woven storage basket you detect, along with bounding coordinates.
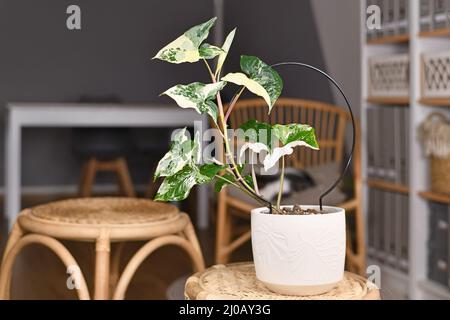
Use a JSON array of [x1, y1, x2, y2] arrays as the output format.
[[368, 53, 409, 98], [422, 50, 450, 99], [431, 156, 450, 195], [419, 112, 450, 195]]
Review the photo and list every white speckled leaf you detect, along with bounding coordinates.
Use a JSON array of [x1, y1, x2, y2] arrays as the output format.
[[162, 81, 226, 123], [263, 141, 318, 171], [155, 163, 223, 201], [153, 17, 217, 64], [237, 122, 319, 171], [222, 72, 272, 108], [240, 55, 283, 112], [238, 142, 269, 165], [216, 28, 236, 76], [154, 128, 196, 179]]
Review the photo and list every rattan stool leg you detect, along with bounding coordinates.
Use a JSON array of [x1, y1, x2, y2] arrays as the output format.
[[94, 232, 111, 300], [0, 234, 90, 300], [182, 214, 203, 258], [109, 242, 125, 292], [112, 235, 205, 300], [215, 192, 232, 264], [0, 223, 23, 299]]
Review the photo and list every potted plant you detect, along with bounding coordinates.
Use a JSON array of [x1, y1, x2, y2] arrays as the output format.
[[152, 17, 346, 296]]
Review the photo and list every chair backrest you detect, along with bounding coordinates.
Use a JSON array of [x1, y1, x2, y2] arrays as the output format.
[[226, 98, 349, 169]]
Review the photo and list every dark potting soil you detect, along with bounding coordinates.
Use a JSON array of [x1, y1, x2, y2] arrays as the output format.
[[279, 204, 322, 215]]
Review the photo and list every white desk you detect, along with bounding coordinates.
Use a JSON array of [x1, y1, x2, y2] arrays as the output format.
[[4, 103, 209, 229]]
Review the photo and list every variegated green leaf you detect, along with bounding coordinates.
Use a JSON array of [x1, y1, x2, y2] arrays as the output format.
[[222, 72, 272, 108], [272, 124, 319, 148], [263, 124, 319, 170], [153, 17, 217, 64], [215, 28, 236, 77], [238, 120, 273, 164], [184, 18, 217, 47], [240, 55, 283, 112], [154, 128, 198, 180], [239, 119, 274, 149], [238, 122, 319, 171], [199, 43, 224, 59], [198, 163, 225, 180], [162, 81, 226, 123], [154, 163, 223, 201], [154, 165, 199, 201]]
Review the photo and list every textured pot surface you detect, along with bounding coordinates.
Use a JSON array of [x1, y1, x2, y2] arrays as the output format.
[[251, 205, 346, 296]]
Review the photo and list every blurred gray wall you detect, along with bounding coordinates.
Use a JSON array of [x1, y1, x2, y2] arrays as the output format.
[[311, 0, 361, 116], [0, 0, 359, 189], [223, 0, 334, 102]]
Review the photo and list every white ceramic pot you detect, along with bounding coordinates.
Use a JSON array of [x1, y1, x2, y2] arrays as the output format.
[[251, 205, 346, 296]]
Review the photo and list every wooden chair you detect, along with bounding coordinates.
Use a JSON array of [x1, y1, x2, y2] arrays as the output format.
[[79, 157, 136, 197], [215, 98, 366, 275]]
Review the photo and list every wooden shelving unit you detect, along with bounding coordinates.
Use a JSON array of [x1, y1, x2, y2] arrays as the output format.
[[361, 1, 450, 299], [419, 27, 450, 38], [367, 97, 410, 105], [367, 34, 410, 45], [366, 179, 409, 194], [419, 98, 450, 107], [418, 191, 450, 205]]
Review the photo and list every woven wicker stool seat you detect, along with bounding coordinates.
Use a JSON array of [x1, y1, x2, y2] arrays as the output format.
[[0, 197, 205, 300], [30, 198, 178, 225], [185, 262, 380, 300]]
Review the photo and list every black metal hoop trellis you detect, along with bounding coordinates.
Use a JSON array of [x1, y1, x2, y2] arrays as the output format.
[[271, 62, 356, 211]]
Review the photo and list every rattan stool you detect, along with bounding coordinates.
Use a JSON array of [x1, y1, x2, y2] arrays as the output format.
[[0, 197, 205, 300], [185, 262, 380, 300]]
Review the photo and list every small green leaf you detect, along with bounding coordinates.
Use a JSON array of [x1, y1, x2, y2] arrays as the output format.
[[199, 43, 225, 59], [153, 17, 217, 64], [162, 81, 226, 123], [240, 55, 283, 112], [216, 28, 236, 76], [198, 163, 225, 179], [272, 124, 319, 149], [222, 72, 272, 108]]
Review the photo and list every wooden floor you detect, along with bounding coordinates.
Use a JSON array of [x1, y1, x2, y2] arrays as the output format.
[[0, 194, 253, 300]]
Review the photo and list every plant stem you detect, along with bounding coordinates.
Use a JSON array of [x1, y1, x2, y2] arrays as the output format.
[[203, 59, 215, 81], [250, 152, 260, 195], [224, 86, 245, 122], [215, 174, 267, 206], [276, 156, 285, 210], [202, 58, 279, 212]]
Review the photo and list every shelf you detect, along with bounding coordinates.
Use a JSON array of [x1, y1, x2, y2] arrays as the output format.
[[419, 191, 450, 205], [367, 34, 409, 45], [367, 97, 410, 105], [419, 28, 450, 38], [419, 98, 450, 107], [366, 179, 409, 194]]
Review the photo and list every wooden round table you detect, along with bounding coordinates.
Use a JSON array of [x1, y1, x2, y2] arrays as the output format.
[[0, 197, 205, 300], [185, 262, 380, 300]]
